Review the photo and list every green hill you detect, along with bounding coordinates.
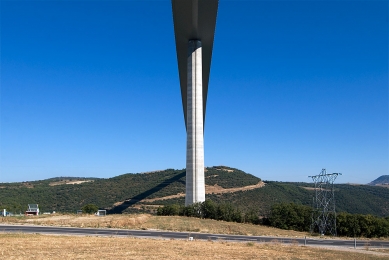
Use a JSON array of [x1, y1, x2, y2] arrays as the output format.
[[0, 166, 259, 214], [144, 181, 389, 217], [1, 167, 388, 217]]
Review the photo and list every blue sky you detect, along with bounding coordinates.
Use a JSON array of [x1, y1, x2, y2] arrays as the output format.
[[1, 0, 388, 184]]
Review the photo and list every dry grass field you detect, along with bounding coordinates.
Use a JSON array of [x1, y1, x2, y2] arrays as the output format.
[[1, 214, 308, 237], [0, 233, 387, 260]]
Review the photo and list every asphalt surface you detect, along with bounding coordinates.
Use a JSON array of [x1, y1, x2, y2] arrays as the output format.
[[1, 224, 388, 249]]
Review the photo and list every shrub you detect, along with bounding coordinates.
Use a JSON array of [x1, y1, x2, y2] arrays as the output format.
[[268, 203, 312, 232], [82, 204, 99, 214]]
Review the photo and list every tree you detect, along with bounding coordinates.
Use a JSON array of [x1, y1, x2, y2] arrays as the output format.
[[157, 204, 181, 216], [244, 209, 260, 225], [201, 200, 217, 219], [216, 203, 242, 223], [268, 203, 312, 232], [181, 203, 202, 218], [82, 204, 98, 214]]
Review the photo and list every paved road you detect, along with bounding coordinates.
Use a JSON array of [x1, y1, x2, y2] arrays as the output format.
[[1, 224, 388, 249]]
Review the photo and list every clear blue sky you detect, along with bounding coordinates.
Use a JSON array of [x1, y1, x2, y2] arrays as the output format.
[[1, 0, 388, 184]]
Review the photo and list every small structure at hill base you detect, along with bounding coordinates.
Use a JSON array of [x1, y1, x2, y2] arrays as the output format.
[[96, 210, 106, 216], [309, 169, 341, 236], [25, 204, 39, 216]]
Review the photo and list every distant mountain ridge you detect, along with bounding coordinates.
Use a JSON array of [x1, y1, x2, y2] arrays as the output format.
[[369, 175, 389, 186]]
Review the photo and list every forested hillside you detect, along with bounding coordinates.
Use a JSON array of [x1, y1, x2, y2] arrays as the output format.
[[145, 181, 389, 217], [1, 167, 388, 217], [0, 167, 259, 213]]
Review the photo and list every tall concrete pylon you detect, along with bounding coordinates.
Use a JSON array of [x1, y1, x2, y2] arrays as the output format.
[[172, 0, 218, 206]]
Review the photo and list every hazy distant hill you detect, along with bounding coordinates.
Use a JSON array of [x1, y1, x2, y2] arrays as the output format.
[[369, 175, 389, 186], [1, 167, 388, 217]]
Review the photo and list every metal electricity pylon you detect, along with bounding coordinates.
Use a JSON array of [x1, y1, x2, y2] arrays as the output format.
[[309, 169, 341, 236]]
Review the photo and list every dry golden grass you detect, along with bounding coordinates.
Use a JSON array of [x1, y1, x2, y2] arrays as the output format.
[[1, 214, 151, 229], [1, 214, 308, 237], [368, 248, 389, 253], [0, 233, 386, 260], [141, 215, 307, 237]]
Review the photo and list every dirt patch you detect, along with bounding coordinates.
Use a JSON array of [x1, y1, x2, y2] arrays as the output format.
[[140, 170, 164, 174], [141, 193, 186, 203], [215, 168, 234, 172], [22, 183, 34, 188], [205, 181, 265, 194], [25, 215, 74, 222], [66, 180, 92, 185], [205, 175, 218, 178], [116, 181, 265, 204], [49, 180, 93, 186], [301, 187, 316, 191], [301, 186, 331, 191]]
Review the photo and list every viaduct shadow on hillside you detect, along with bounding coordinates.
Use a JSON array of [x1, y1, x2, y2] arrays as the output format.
[[107, 171, 186, 214]]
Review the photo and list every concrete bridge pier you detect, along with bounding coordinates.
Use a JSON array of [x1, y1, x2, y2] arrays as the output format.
[[185, 40, 205, 206]]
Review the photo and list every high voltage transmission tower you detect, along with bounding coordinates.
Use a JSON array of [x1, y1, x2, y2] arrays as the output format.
[[309, 169, 342, 236]]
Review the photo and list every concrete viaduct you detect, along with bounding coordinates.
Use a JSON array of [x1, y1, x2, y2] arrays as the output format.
[[172, 0, 218, 205]]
